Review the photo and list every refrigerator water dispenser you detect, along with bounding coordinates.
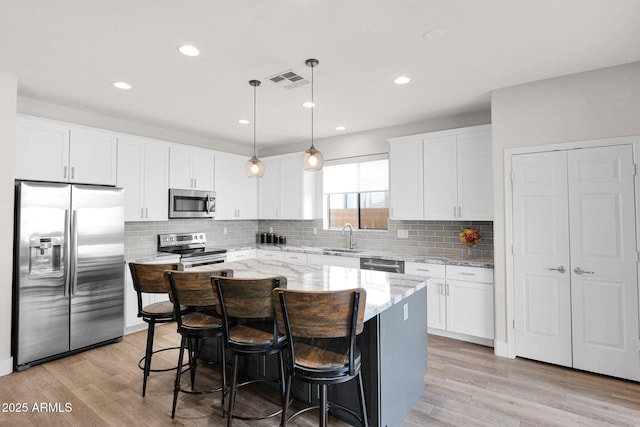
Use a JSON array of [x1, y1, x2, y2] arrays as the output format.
[[28, 236, 61, 274]]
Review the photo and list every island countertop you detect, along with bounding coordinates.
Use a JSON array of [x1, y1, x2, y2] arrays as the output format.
[[189, 258, 429, 322]]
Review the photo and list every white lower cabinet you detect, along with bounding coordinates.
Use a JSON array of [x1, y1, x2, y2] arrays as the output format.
[[406, 262, 494, 344], [225, 249, 256, 263]]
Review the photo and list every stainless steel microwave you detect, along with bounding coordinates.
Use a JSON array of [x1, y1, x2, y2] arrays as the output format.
[[168, 189, 215, 219]]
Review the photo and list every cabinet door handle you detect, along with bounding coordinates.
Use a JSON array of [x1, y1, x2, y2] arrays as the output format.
[[194, 178, 197, 188], [574, 267, 595, 275], [64, 166, 68, 179], [145, 208, 148, 218], [439, 283, 444, 295], [460, 272, 476, 276], [71, 166, 75, 179], [140, 208, 144, 219], [548, 266, 566, 273], [453, 206, 457, 217], [445, 283, 450, 296], [458, 206, 461, 217]]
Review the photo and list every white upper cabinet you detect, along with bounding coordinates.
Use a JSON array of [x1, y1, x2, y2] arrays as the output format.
[[258, 153, 315, 220], [389, 138, 423, 220], [389, 124, 492, 221], [16, 115, 117, 185], [117, 135, 169, 221], [214, 152, 258, 219], [169, 144, 215, 191]]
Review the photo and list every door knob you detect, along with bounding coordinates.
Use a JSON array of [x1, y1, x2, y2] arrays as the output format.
[[548, 266, 566, 273], [573, 267, 595, 275]]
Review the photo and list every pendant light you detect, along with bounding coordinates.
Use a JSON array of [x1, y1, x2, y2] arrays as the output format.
[[301, 58, 324, 171], [245, 79, 265, 177]]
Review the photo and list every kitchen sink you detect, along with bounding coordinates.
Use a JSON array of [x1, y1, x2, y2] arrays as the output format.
[[322, 247, 362, 253]]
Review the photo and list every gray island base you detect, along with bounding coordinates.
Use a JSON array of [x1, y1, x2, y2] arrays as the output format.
[[193, 258, 428, 427]]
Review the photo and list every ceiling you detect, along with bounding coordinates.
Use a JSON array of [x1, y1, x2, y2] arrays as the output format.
[[2, 1, 640, 150]]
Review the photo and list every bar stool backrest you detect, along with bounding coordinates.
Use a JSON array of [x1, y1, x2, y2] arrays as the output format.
[[213, 276, 287, 319], [272, 288, 367, 339], [165, 269, 233, 307]]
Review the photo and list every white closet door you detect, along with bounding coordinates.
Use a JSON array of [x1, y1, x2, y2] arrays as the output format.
[[568, 145, 640, 381], [512, 151, 572, 367]]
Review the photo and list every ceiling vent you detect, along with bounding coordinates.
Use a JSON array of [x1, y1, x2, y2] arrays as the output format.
[[265, 69, 309, 90]]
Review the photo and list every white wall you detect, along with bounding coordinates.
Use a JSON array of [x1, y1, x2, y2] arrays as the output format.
[[0, 73, 17, 375], [261, 110, 491, 160], [491, 61, 640, 354], [17, 97, 250, 156]]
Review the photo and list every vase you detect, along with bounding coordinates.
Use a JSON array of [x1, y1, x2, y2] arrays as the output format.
[[464, 245, 477, 258]]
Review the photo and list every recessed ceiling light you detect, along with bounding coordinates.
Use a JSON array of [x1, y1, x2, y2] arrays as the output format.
[[394, 76, 411, 85], [178, 45, 200, 57], [113, 81, 132, 90], [302, 101, 315, 108], [238, 119, 249, 125], [423, 29, 444, 41], [336, 126, 346, 131]]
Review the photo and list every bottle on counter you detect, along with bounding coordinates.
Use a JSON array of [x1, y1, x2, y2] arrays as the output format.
[[260, 232, 267, 243]]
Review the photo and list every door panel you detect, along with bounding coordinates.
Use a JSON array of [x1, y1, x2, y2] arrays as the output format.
[[513, 151, 572, 366], [70, 185, 124, 350], [568, 146, 640, 380], [15, 182, 70, 366]]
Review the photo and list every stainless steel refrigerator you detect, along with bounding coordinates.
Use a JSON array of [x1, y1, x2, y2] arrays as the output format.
[[13, 181, 125, 371]]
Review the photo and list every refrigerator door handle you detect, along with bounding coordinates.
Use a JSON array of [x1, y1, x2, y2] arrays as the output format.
[[70, 210, 78, 296], [64, 209, 70, 297]]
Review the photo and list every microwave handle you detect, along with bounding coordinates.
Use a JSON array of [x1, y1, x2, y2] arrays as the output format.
[[206, 195, 215, 214]]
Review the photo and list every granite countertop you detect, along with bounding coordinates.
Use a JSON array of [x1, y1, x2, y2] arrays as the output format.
[[190, 258, 428, 322], [221, 243, 494, 269]]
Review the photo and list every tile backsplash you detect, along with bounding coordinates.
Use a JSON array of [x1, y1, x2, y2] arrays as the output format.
[[126, 218, 493, 260]]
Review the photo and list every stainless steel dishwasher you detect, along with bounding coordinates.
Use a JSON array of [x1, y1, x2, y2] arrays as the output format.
[[359, 257, 405, 273]]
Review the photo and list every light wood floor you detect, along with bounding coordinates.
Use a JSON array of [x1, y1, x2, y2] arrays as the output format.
[[1, 324, 639, 426]]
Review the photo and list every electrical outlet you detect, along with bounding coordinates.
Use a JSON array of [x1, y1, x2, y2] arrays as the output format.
[[313, 227, 317, 235], [397, 229, 409, 239], [223, 227, 228, 235], [403, 303, 409, 321], [269, 227, 273, 233]]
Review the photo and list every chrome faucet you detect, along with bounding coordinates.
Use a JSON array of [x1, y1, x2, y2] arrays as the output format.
[[342, 223, 356, 249]]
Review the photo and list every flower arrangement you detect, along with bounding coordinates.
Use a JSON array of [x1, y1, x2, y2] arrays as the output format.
[[459, 228, 480, 247]]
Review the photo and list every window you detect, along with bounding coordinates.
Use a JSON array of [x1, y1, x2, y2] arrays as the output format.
[[323, 158, 389, 230]]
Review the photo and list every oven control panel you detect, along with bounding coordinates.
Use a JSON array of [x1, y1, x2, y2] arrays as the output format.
[[158, 232, 207, 248]]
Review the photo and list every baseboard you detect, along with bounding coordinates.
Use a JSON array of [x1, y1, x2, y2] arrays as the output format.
[[124, 323, 147, 335], [428, 328, 494, 347], [0, 355, 13, 377]]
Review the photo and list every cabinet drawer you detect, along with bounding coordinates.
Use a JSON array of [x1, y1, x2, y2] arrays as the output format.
[[257, 250, 284, 261], [446, 265, 493, 283], [284, 252, 307, 264], [405, 262, 446, 278]]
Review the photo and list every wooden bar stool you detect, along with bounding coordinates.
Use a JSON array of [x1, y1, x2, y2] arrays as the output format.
[[273, 287, 368, 427], [213, 276, 288, 427], [128, 262, 184, 397], [165, 269, 233, 419]]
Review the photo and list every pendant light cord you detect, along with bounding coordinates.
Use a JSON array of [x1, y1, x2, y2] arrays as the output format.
[[253, 83, 257, 157], [310, 63, 314, 148]]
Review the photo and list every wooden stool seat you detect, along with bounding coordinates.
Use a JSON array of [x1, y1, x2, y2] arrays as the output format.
[[181, 311, 223, 330], [294, 339, 361, 371], [140, 300, 175, 316], [228, 321, 287, 347]]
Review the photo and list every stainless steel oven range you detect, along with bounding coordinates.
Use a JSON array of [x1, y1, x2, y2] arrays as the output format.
[[157, 232, 226, 269]]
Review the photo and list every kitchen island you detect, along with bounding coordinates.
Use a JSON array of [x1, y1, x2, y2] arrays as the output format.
[[192, 258, 428, 427]]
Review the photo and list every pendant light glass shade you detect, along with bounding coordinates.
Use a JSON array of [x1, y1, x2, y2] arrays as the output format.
[[246, 79, 265, 177], [302, 58, 324, 171]]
